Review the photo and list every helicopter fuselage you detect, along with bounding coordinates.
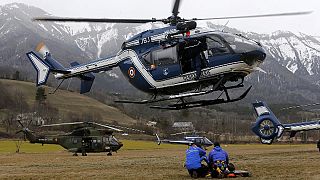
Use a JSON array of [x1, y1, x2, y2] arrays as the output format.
[[54, 26, 265, 95], [24, 127, 123, 154]]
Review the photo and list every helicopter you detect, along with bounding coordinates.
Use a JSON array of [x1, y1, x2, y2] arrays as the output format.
[[251, 101, 320, 144], [26, 0, 311, 110], [156, 131, 213, 148], [16, 121, 137, 156]]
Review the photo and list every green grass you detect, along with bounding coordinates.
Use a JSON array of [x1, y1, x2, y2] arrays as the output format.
[[0, 140, 185, 153], [0, 140, 63, 153]]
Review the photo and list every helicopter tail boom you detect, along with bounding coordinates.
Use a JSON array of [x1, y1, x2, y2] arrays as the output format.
[[26, 42, 121, 93]]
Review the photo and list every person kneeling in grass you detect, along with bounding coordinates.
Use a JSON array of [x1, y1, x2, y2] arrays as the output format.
[[185, 143, 209, 178]]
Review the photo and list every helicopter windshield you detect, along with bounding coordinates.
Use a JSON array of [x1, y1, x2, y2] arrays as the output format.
[[206, 35, 230, 57], [110, 135, 118, 145], [219, 33, 260, 53], [203, 137, 213, 145]]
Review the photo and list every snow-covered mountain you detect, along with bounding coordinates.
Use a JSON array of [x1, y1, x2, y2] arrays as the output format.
[[1, 3, 320, 104], [258, 31, 320, 87]]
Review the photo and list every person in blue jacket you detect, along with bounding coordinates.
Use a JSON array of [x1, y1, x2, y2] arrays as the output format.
[[208, 142, 229, 178], [185, 143, 208, 178]]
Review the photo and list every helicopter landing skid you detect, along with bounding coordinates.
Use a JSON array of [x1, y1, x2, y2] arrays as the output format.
[[150, 85, 252, 110], [115, 77, 225, 105]]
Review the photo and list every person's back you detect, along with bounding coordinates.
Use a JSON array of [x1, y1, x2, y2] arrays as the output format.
[[185, 144, 208, 178], [208, 142, 230, 178], [209, 146, 228, 163], [185, 145, 206, 170], [208, 142, 229, 164]]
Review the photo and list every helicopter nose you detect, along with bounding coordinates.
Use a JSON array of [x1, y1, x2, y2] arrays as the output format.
[[118, 142, 123, 148], [241, 48, 266, 66]]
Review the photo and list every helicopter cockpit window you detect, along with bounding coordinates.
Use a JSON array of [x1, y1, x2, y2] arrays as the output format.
[[220, 33, 258, 53], [203, 137, 212, 145], [142, 46, 178, 67], [143, 53, 153, 65], [112, 136, 118, 142], [108, 136, 118, 145], [206, 35, 229, 56], [103, 137, 108, 143]]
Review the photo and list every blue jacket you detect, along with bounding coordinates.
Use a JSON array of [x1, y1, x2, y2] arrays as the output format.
[[185, 146, 207, 170], [208, 146, 229, 164]]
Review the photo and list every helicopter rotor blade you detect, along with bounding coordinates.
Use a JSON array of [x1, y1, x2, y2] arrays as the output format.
[[15, 130, 23, 134], [26, 119, 33, 128], [104, 123, 145, 133], [170, 131, 192, 136], [280, 102, 320, 110], [41, 121, 123, 132], [191, 11, 312, 21], [172, 0, 181, 17], [90, 122, 123, 132], [33, 17, 162, 24], [41, 122, 85, 127], [17, 120, 24, 128]]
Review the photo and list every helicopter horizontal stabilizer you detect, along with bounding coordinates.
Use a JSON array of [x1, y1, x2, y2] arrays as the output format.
[[79, 73, 95, 94], [70, 61, 96, 94]]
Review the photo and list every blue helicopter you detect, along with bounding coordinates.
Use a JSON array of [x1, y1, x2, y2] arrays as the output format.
[[156, 131, 213, 148], [251, 101, 320, 144], [26, 0, 310, 110]]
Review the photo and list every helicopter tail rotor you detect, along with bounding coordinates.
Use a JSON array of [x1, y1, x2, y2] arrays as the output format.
[[16, 120, 37, 142], [15, 129, 27, 141], [251, 101, 284, 144], [155, 134, 161, 145]]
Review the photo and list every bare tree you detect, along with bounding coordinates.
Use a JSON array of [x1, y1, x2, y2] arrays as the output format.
[[15, 137, 23, 153]]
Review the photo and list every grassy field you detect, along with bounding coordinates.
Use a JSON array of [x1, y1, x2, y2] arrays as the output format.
[[0, 140, 319, 180], [0, 79, 136, 125]]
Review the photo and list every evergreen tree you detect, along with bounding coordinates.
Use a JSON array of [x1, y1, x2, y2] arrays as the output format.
[[35, 87, 46, 104], [12, 71, 20, 80]]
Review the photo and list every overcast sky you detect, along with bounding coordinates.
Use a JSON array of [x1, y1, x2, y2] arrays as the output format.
[[1, 0, 319, 36]]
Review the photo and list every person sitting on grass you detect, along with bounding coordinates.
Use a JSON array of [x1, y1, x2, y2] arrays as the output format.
[[185, 142, 209, 178], [208, 142, 232, 178]]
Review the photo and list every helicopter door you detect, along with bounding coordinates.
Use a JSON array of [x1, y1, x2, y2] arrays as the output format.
[[178, 38, 208, 75], [142, 45, 182, 81], [82, 137, 92, 149]]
